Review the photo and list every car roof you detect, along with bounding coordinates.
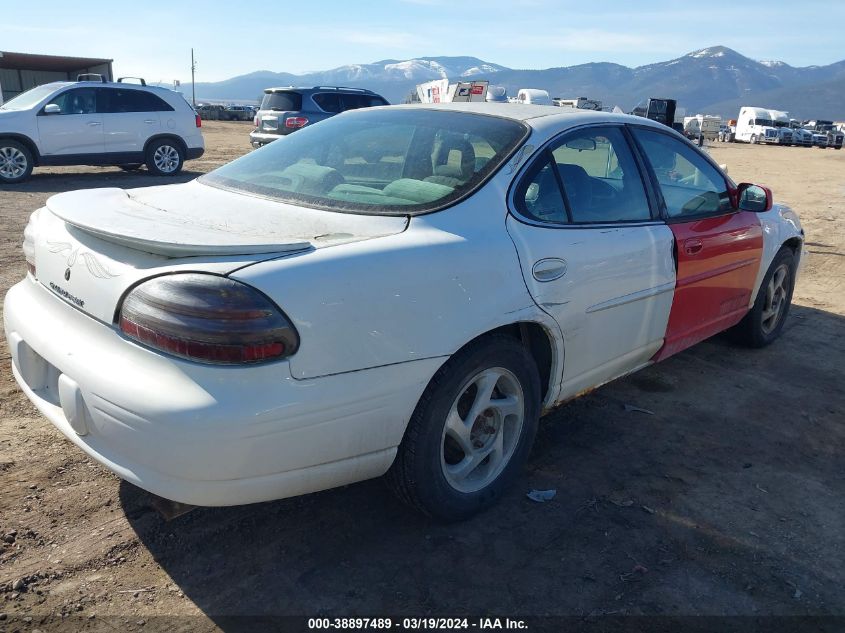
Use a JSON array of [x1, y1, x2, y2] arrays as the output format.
[[386, 102, 668, 131], [262, 86, 378, 94], [37, 80, 179, 95]]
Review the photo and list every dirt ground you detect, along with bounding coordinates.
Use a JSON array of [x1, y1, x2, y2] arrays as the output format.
[[0, 122, 843, 629]]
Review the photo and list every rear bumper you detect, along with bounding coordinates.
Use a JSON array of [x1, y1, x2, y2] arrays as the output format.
[[4, 278, 438, 506], [249, 130, 290, 147], [186, 147, 205, 160]]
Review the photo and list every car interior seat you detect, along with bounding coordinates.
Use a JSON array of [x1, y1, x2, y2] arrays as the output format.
[[425, 135, 476, 188]]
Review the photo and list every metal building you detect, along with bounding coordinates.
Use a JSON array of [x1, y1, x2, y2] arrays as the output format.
[[0, 51, 113, 103]]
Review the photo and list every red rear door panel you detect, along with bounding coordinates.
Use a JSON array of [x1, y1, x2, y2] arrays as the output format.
[[654, 211, 763, 361]]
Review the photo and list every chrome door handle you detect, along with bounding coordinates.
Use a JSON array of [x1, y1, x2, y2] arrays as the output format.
[[532, 258, 567, 282], [144, 119, 156, 124], [87, 121, 102, 126]]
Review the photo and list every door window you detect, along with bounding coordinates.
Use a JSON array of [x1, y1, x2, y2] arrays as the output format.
[[550, 127, 651, 223], [631, 128, 732, 218], [44, 88, 97, 115]]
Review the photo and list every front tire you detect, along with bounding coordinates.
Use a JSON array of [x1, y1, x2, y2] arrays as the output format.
[[387, 335, 541, 521], [0, 140, 34, 184], [732, 247, 796, 348], [145, 139, 184, 176]]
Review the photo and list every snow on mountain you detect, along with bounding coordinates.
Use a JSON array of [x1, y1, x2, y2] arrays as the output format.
[[461, 64, 504, 77], [688, 47, 727, 58], [383, 59, 449, 79]]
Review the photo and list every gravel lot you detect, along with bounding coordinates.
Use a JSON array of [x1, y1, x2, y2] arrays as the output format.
[[1, 121, 843, 629]]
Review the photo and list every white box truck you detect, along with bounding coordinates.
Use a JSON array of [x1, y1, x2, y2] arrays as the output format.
[[683, 114, 722, 141]]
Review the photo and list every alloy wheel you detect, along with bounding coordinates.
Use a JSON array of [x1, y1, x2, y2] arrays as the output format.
[[0, 146, 28, 180], [153, 145, 180, 173], [761, 263, 790, 335], [440, 367, 525, 493]]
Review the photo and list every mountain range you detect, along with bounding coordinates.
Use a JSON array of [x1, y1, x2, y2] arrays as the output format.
[[192, 46, 845, 120]]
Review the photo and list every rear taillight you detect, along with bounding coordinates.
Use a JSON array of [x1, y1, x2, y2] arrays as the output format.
[[195, 114, 202, 128], [253, 115, 259, 127], [285, 116, 308, 129], [118, 273, 299, 364], [23, 212, 37, 277]]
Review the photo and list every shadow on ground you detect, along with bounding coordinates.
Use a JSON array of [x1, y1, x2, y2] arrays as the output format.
[[4, 168, 201, 194], [121, 305, 845, 622]]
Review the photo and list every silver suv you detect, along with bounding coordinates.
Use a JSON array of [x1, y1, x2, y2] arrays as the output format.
[[249, 86, 388, 148]]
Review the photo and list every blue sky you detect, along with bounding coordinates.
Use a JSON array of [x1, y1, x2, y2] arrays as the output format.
[[2, 0, 843, 82]]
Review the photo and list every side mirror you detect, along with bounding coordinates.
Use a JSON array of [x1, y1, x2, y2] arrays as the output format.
[[43, 103, 61, 115], [737, 183, 773, 212]]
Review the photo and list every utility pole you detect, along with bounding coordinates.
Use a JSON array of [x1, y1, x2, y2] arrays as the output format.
[[191, 48, 196, 108]]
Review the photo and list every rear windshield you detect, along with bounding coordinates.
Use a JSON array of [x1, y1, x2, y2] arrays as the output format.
[[201, 108, 528, 215], [260, 91, 302, 111]]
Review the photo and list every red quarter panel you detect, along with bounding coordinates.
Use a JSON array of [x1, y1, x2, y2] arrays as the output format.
[[654, 211, 763, 361]]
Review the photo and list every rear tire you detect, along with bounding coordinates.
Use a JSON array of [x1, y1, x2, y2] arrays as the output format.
[[145, 139, 184, 176], [387, 334, 541, 521], [0, 140, 34, 184], [731, 247, 796, 348]]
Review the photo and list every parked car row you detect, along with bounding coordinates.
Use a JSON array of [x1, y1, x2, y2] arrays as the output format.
[[196, 103, 258, 121]]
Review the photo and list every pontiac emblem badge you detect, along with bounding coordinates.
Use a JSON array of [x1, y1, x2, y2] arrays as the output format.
[[64, 268, 71, 281]]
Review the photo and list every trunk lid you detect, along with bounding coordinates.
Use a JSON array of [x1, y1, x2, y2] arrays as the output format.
[[33, 180, 408, 324]]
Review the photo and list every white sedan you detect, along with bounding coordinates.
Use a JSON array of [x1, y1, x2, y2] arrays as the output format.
[[4, 103, 804, 520]]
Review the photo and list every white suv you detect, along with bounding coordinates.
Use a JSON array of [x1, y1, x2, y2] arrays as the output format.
[[0, 78, 205, 184]]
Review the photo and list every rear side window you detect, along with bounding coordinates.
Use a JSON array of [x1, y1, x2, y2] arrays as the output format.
[[261, 91, 302, 111], [514, 157, 568, 223], [341, 94, 388, 110], [312, 93, 341, 113], [631, 128, 731, 218], [98, 88, 173, 113]]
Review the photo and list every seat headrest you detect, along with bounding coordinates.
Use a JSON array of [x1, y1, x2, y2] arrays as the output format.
[[434, 134, 475, 181]]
